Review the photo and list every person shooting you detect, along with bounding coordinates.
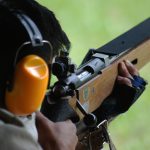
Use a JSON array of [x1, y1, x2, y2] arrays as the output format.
[[0, 0, 148, 150]]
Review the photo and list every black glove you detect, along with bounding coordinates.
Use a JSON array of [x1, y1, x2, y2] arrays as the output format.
[[93, 75, 147, 122]]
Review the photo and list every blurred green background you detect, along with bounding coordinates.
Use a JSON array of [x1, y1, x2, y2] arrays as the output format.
[[37, 0, 150, 149]]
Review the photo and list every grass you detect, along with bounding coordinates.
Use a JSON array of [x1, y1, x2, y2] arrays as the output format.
[[37, 0, 150, 149]]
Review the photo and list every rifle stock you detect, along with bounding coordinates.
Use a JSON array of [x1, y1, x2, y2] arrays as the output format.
[[69, 38, 150, 119]]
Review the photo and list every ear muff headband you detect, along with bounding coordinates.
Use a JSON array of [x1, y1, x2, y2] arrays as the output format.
[[5, 11, 52, 116], [13, 11, 53, 63]]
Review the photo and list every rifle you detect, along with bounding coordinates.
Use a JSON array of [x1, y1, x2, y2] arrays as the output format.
[[41, 18, 150, 150]]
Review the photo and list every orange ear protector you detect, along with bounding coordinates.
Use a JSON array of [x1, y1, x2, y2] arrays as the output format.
[[6, 55, 49, 115], [5, 12, 53, 116]]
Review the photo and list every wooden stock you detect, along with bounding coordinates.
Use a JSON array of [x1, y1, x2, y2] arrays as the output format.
[[69, 39, 150, 118]]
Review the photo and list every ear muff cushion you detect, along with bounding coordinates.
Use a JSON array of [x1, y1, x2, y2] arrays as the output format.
[[5, 55, 49, 116]]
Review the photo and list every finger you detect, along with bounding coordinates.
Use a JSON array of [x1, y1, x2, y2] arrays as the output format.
[[117, 76, 132, 87], [124, 60, 139, 76], [65, 120, 77, 132], [65, 119, 72, 123], [36, 111, 53, 125], [118, 62, 133, 79]]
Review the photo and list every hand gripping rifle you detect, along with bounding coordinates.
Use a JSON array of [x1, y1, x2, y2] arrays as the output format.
[[41, 18, 150, 150]]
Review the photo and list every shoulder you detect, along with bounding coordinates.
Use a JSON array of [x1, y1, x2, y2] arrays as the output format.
[[0, 124, 42, 150], [0, 109, 42, 150]]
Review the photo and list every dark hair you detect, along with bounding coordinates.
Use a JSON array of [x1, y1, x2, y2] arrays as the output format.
[[0, 0, 71, 107]]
